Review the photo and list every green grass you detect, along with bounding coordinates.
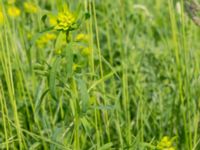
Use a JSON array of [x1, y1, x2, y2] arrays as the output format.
[[1, 0, 200, 149]]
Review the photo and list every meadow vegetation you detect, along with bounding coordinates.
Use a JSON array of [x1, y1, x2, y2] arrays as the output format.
[[0, 0, 200, 149]]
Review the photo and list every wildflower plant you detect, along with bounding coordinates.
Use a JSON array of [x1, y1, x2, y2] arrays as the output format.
[[31, 3, 91, 103]]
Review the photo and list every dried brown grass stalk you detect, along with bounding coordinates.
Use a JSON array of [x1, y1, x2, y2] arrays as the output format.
[[185, 0, 200, 26]]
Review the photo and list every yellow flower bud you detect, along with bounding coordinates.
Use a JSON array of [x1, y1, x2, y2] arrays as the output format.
[[23, 2, 38, 14], [7, 6, 21, 17]]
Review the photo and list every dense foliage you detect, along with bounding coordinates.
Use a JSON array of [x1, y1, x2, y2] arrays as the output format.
[[0, 0, 200, 149]]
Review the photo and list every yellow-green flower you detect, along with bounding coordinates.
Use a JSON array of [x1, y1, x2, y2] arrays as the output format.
[[55, 10, 76, 31], [7, 0, 16, 4], [0, 10, 4, 25], [45, 33, 57, 40], [75, 33, 89, 42], [7, 6, 21, 17], [36, 33, 57, 48], [157, 136, 176, 150], [23, 2, 38, 14], [82, 47, 91, 56]]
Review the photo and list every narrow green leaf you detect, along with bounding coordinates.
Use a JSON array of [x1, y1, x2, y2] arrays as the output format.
[[78, 79, 89, 113], [35, 89, 49, 114], [91, 105, 115, 110], [49, 57, 61, 100], [99, 143, 113, 150], [55, 32, 66, 51], [29, 142, 41, 150]]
